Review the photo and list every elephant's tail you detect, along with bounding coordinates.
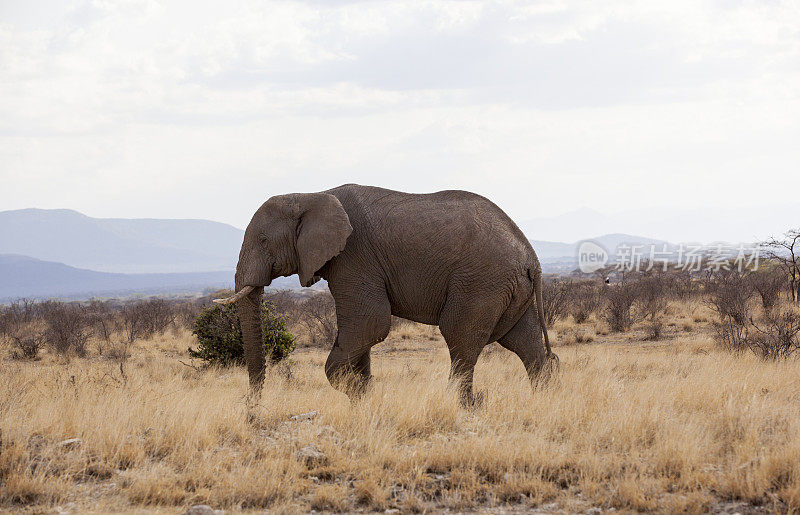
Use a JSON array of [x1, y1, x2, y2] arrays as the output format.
[[531, 267, 557, 364]]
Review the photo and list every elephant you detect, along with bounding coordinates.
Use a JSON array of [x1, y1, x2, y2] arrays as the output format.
[[215, 184, 557, 405]]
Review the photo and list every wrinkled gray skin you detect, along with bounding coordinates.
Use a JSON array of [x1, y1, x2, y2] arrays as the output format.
[[231, 184, 556, 405]]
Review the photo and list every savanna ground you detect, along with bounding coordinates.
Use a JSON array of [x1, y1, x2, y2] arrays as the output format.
[[2, 300, 800, 513]]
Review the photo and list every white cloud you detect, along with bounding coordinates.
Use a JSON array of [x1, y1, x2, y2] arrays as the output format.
[[0, 0, 798, 241]]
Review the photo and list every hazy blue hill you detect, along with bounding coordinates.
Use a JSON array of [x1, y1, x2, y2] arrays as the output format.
[[0, 208, 244, 273], [531, 233, 672, 260], [528, 240, 575, 260], [592, 233, 671, 251], [0, 254, 235, 300]]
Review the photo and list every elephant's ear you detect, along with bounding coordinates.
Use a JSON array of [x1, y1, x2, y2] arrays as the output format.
[[295, 193, 352, 287]]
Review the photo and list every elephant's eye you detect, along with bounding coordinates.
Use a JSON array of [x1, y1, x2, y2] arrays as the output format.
[[259, 234, 268, 245]]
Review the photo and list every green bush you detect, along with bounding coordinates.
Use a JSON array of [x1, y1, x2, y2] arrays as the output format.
[[189, 300, 295, 367]]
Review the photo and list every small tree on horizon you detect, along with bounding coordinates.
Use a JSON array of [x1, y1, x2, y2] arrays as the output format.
[[761, 229, 800, 304]]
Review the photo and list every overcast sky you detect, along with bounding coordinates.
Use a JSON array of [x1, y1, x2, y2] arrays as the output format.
[[1, 0, 798, 239]]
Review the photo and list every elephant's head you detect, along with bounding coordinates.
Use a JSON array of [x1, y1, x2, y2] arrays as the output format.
[[214, 192, 352, 389]]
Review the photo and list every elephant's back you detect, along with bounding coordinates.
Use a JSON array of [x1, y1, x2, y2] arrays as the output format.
[[326, 184, 537, 324], [327, 184, 536, 271]]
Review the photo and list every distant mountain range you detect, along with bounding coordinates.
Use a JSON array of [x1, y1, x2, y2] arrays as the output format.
[[0, 207, 694, 299], [531, 233, 670, 261], [0, 208, 243, 273], [519, 204, 797, 244], [0, 254, 305, 301], [0, 254, 232, 300]]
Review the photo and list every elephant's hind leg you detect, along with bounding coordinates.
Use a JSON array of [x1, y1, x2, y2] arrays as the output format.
[[439, 295, 507, 407], [498, 303, 552, 385]]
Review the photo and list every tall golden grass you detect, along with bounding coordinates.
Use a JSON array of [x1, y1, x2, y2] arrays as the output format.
[[2, 306, 799, 512]]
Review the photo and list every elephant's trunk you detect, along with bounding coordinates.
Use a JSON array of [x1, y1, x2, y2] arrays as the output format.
[[234, 277, 266, 390]]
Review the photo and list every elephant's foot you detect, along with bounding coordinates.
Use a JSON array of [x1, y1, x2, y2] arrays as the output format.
[[541, 352, 560, 378], [346, 374, 373, 403], [328, 370, 372, 402], [244, 386, 262, 425], [529, 354, 560, 389], [244, 393, 272, 429]]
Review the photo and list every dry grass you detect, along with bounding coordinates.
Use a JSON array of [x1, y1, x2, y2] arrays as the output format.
[[2, 306, 800, 513]]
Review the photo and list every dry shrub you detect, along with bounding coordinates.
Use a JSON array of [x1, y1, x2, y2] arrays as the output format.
[[749, 268, 784, 313], [388, 318, 439, 342], [569, 282, 601, 324], [601, 281, 639, 332], [705, 269, 800, 359], [39, 301, 90, 356], [86, 300, 115, 350], [263, 289, 320, 343], [138, 298, 175, 335], [600, 272, 672, 335], [117, 302, 149, 344], [0, 306, 13, 338], [671, 268, 700, 300], [749, 310, 800, 360], [0, 300, 37, 337], [105, 340, 132, 365], [636, 274, 670, 340], [706, 270, 754, 352], [173, 300, 202, 330], [114, 299, 176, 344], [299, 291, 337, 347], [264, 290, 301, 317], [566, 328, 594, 345], [761, 229, 800, 304], [2, 301, 44, 359], [541, 278, 571, 326], [10, 335, 41, 360]]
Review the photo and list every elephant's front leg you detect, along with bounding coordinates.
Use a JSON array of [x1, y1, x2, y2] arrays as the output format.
[[323, 288, 391, 400], [324, 344, 372, 398]]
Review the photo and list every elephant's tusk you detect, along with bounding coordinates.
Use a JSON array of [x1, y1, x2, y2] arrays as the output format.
[[213, 285, 255, 305]]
